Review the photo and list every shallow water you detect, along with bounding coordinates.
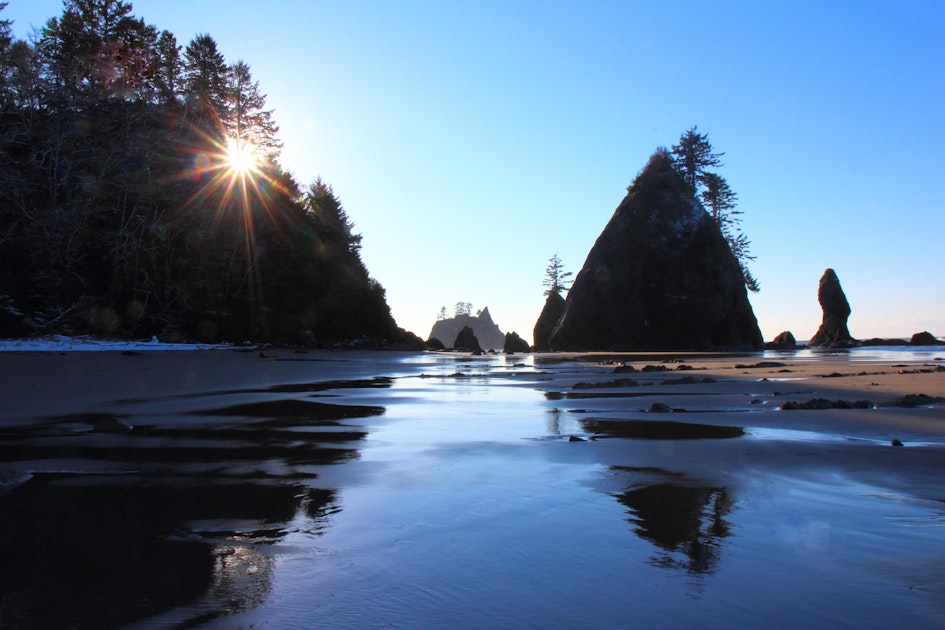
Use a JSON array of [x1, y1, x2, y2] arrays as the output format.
[[1, 350, 944, 628]]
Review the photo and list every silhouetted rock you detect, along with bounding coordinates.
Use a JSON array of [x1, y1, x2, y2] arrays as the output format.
[[384, 328, 425, 350], [767, 331, 797, 349], [503, 331, 530, 353], [429, 307, 504, 351], [860, 337, 908, 346], [426, 337, 445, 350], [809, 269, 858, 348], [548, 151, 762, 351], [453, 326, 482, 352], [533, 292, 566, 352], [910, 331, 943, 346]]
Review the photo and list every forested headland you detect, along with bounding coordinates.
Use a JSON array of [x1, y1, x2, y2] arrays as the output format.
[[0, 1, 414, 346]]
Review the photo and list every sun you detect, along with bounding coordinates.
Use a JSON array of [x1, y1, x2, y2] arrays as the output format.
[[225, 139, 257, 174]]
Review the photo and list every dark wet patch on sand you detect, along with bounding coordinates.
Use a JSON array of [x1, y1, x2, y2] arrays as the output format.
[[780, 398, 874, 411], [196, 398, 385, 420], [546, 390, 726, 401], [115, 376, 394, 404], [582, 418, 745, 440]]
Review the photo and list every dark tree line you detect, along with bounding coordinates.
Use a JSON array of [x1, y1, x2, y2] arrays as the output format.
[[670, 126, 759, 293], [0, 1, 405, 345]]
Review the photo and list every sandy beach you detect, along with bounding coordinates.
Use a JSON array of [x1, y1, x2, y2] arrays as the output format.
[[1, 346, 943, 628]]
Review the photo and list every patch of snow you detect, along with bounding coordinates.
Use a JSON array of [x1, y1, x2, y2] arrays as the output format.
[[0, 335, 242, 352]]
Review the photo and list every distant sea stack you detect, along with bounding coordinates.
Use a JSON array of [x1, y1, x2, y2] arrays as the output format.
[[548, 151, 763, 351], [453, 326, 483, 353], [428, 307, 505, 350], [809, 268, 858, 348], [767, 331, 798, 349], [503, 331, 531, 353]]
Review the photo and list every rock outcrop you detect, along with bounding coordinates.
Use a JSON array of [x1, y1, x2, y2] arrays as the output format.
[[532, 292, 566, 352], [767, 331, 797, 349], [548, 151, 763, 351], [428, 307, 504, 350], [453, 326, 482, 352], [910, 331, 944, 346], [809, 269, 858, 348], [425, 336, 445, 350], [503, 331, 530, 353]]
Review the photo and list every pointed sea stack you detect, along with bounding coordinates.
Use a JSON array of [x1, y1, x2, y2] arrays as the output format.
[[453, 326, 482, 352], [548, 151, 763, 351], [809, 268, 858, 348]]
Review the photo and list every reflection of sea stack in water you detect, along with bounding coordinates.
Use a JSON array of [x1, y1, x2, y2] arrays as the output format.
[[548, 151, 762, 351], [809, 268, 858, 348]]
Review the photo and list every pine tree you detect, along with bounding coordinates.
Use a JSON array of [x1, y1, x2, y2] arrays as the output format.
[[699, 172, 737, 223], [670, 128, 759, 293], [306, 178, 362, 255], [227, 60, 281, 162], [182, 33, 228, 122], [671, 126, 722, 196], [543, 253, 573, 297], [153, 29, 181, 104]]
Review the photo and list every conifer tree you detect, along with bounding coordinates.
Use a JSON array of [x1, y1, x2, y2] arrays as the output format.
[[227, 60, 281, 161], [182, 33, 228, 122], [671, 127, 759, 292], [670, 126, 722, 196], [543, 253, 573, 296], [153, 29, 181, 103]]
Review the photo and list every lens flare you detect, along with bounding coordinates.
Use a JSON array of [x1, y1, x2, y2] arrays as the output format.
[[226, 140, 257, 174]]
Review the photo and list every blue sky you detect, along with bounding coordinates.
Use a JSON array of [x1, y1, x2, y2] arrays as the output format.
[[7, 0, 944, 343]]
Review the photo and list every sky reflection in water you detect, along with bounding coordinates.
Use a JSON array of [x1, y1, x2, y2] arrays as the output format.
[[1, 351, 943, 628]]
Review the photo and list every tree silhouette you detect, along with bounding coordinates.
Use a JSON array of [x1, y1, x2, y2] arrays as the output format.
[[543, 253, 573, 297], [670, 126, 722, 196], [0, 4, 404, 345], [671, 128, 759, 293], [182, 33, 228, 122], [227, 60, 281, 161]]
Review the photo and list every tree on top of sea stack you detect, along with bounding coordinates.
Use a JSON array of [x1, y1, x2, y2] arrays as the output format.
[[548, 149, 763, 351], [533, 253, 572, 351], [671, 126, 759, 293]]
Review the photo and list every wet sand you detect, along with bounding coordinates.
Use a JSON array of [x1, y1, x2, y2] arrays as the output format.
[[1, 347, 943, 628]]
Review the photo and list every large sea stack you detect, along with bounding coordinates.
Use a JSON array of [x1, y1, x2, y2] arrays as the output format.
[[809, 268, 857, 348], [548, 151, 763, 351]]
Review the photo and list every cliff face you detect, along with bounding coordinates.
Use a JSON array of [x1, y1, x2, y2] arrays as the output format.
[[428, 307, 505, 350], [549, 152, 763, 351]]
